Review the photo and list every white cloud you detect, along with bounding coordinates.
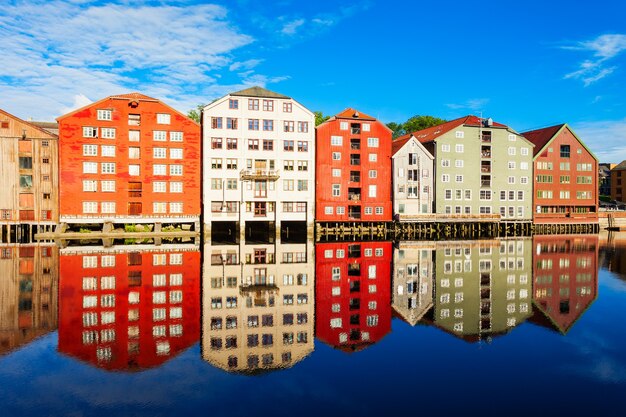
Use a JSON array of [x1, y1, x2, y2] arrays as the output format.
[[571, 118, 626, 163], [446, 98, 489, 111], [0, 1, 270, 119], [281, 18, 305, 35], [562, 34, 626, 86]]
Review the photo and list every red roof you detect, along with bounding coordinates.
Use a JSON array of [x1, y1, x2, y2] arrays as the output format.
[[110, 92, 159, 101], [521, 124, 565, 156], [392, 135, 413, 155], [397, 115, 508, 145], [333, 108, 377, 121]]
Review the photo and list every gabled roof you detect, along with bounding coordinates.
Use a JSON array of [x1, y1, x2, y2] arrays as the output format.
[[0, 108, 58, 138], [230, 86, 290, 99], [397, 115, 508, 145], [57, 92, 199, 125], [333, 107, 376, 121], [521, 124, 565, 156], [613, 160, 626, 171], [391, 134, 434, 158], [522, 123, 597, 161]]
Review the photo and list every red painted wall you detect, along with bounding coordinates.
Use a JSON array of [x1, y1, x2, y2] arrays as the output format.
[[316, 114, 392, 222], [533, 128, 598, 223], [58, 95, 200, 219], [531, 235, 598, 333], [58, 250, 200, 370], [315, 242, 392, 351]]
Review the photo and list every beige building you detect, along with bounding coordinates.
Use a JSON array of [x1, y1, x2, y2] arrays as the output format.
[[0, 244, 58, 355], [392, 241, 435, 325], [0, 109, 58, 242], [430, 238, 533, 341], [202, 241, 314, 372]]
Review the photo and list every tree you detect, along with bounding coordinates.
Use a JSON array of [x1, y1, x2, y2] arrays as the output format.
[[187, 104, 204, 123], [387, 115, 447, 139], [314, 111, 330, 126]]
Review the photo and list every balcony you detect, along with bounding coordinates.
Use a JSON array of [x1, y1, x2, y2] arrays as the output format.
[[348, 206, 361, 220], [350, 138, 361, 150], [348, 264, 361, 277], [350, 154, 361, 166], [481, 162, 491, 173], [240, 169, 280, 181], [481, 145, 491, 159], [481, 132, 492, 143], [349, 171, 361, 183], [348, 188, 361, 202], [351, 123, 361, 134]]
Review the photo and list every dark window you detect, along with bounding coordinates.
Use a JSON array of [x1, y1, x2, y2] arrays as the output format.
[[560, 145, 570, 158]]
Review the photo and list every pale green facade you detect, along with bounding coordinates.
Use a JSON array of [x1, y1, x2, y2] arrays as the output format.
[[433, 124, 534, 220]]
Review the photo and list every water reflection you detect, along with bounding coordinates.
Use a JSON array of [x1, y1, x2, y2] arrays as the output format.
[[202, 241, 315, 373], [0, 244, 58, 355], [530, 235, 599, 334], [57, 245, 200, 370], [0, 235, 603, 373], [316, 242, 392, 351]]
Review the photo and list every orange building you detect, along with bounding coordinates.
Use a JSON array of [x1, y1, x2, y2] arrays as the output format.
[[58, 247, 200, 370], [57, 93, 200, 229], [522, 124, 598, 223], [316, 109, 393, 222]]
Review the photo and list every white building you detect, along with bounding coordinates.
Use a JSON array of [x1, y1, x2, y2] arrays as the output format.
[[391, 135, 434, 219], [202, 87, 315, 244]]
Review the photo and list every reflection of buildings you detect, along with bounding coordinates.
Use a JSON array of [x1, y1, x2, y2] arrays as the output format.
[[392, 242, 434, 325], [599, 232, 626, 280], [316, 242, 392, 352], [428, 239, 533, 342], [58, 246, 200, 370], [531, 235, 599, 334], [0, 245, 58, 355], [202, 242, 314, 373]]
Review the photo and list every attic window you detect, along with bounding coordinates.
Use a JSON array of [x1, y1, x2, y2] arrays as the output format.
[[1, 121, 8, 129], [351, 123, 361, 134]]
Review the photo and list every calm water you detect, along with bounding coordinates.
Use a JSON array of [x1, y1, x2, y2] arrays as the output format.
[[1, 234, 626, 417]]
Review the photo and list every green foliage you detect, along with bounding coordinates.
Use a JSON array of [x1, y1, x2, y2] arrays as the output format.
[[600, 195, 612, 202], [187, 104, 204, 123], [387, 115, 447, 139], [78, 228, 91, 233], [314, 111, 330, 126]]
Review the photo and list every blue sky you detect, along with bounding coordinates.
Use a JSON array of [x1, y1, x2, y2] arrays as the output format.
[[1, 0, 625, 161]]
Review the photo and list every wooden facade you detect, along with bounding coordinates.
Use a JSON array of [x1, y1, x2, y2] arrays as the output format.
[[0, 109, 59, 230], [523, 124, 598, 223], [316, 109, 393, 222], [57, 93, 201, 227]]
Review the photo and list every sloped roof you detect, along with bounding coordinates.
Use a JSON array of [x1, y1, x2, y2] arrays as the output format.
[[30, 121, 59, 135], [391, 134, 434, 158], [110, 92, 159, 101], [397, 115, 508, 145], [230, 86, 290, 99], [521, 124, 565, 156], [613, 160, 626, 171], [333, 107, 376, 121], [0, 108, 58, 138]]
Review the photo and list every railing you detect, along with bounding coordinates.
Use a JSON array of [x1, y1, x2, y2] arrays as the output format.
[[481, 166, 491, 173], [240, 169, 280, 181], [349, 194, 361, 201]]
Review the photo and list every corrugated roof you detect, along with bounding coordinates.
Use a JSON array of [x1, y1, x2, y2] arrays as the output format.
[[521, 124, 565, 156], [230, 86, 290, 99], [401, 115, 508, 145]]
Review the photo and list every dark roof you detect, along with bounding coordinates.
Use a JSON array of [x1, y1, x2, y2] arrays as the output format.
[[398, 115, 508, 146], [521, 124, 565, 156], [392, 135, 413, 155], [230, 86, 290, 99]]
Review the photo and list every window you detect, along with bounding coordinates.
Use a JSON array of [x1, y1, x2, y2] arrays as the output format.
[[170, 182, 183, 193], [83, 180, 98, 192], [157, 113, 171, 124], [170, 148, 183, 159], [83, 144, 97, 156], [508, 147, 516, 156], [262, 99, 274, 111], [83, 126, 97, 138], [297, 180, 308, 191], [101, 181, 115, 192], [153, 130, 167, 141], [211, 137, 222, 149], [101, 128, 115, 139], [298, 161, 308, 171], [263, 120, 274, 131], [521, 147, 529, 156], [332, 184, 341, 197], [284, 140, 294, 151], [283, 102, 292, 112], [153, 202, 167, 213], [153, 147, 166, 159], [441, 144, 450, 152], [367, 137, 379, 147], [455, 144, 464, 153], [455, 159, 464, 168], [211, 117, 222, 129], [248, 119, 259, 130], [248, 99, 259, 110], [331, 135, 343, 146], [332, 152, 341, 160], [170, 165, 183, 176], [284, 121, 294, 132], [297, 141, 308, 152], [97, 109, 112, 120], [101, 163, 115, 174], [248, 139, 259, 150], [369, 185, 377, 198], [297, 121, 309, 133], [560, 145, 570, 158], [153, 164, 166, 175], [226, 118, 238, 129]]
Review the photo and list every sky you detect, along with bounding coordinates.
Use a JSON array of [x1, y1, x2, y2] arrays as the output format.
[[1, 0, 625, 162]]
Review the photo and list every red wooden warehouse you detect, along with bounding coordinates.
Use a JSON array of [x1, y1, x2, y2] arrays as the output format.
[[522, 124, 598, 224], [57, 248, 200, 370], [315, 242, 392, 352], [57, 93, 200, 228], [316, 109, 392, 222]]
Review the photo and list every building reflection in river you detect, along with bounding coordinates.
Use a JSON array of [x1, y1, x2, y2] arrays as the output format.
[[0, 244, 58, 355], [202, 241, 314, 373], [392, 242, 434, 325], [530, 235, 599, 334], [58, 245, 200, 370], [427, 239, 533, 342], [316, 242, 392, 352]]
